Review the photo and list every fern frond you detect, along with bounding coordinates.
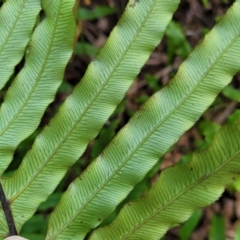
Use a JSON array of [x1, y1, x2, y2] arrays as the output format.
[[91, 118, 240, 240], [46, 1, 240, 239], [0, 0, 41, 89], [1, 0, 180, 235], [0, 0, 75, 175], [0, 0, 75, 235]]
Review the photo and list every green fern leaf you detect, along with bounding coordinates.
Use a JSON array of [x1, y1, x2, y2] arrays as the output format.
[[90, 118, 240, 240], [46, 1, 240, 239], [0, 0, 75, 175], [0, 0, 41, 89], [0, 0, 75, 235], [1, 0, 180, 236]]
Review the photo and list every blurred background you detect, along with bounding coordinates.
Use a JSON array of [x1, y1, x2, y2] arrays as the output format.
[[3, 0, 240, 239]]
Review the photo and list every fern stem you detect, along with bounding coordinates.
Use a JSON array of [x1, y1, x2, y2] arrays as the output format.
[[0, 183, 17, 236]]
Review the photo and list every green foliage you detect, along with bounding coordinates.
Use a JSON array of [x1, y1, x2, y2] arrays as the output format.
[[78, 6, 117, 21], [75, 42, 100, 56], [145, 74, 161, 91], [165, 20, 192, 62], [198, 120, 221, 149], [0, 0, 240, 239], [235, 223, 240, 240], [179, 209, 202, 240], [209, 215, 226, 240], [222, 85, 240, 102]]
